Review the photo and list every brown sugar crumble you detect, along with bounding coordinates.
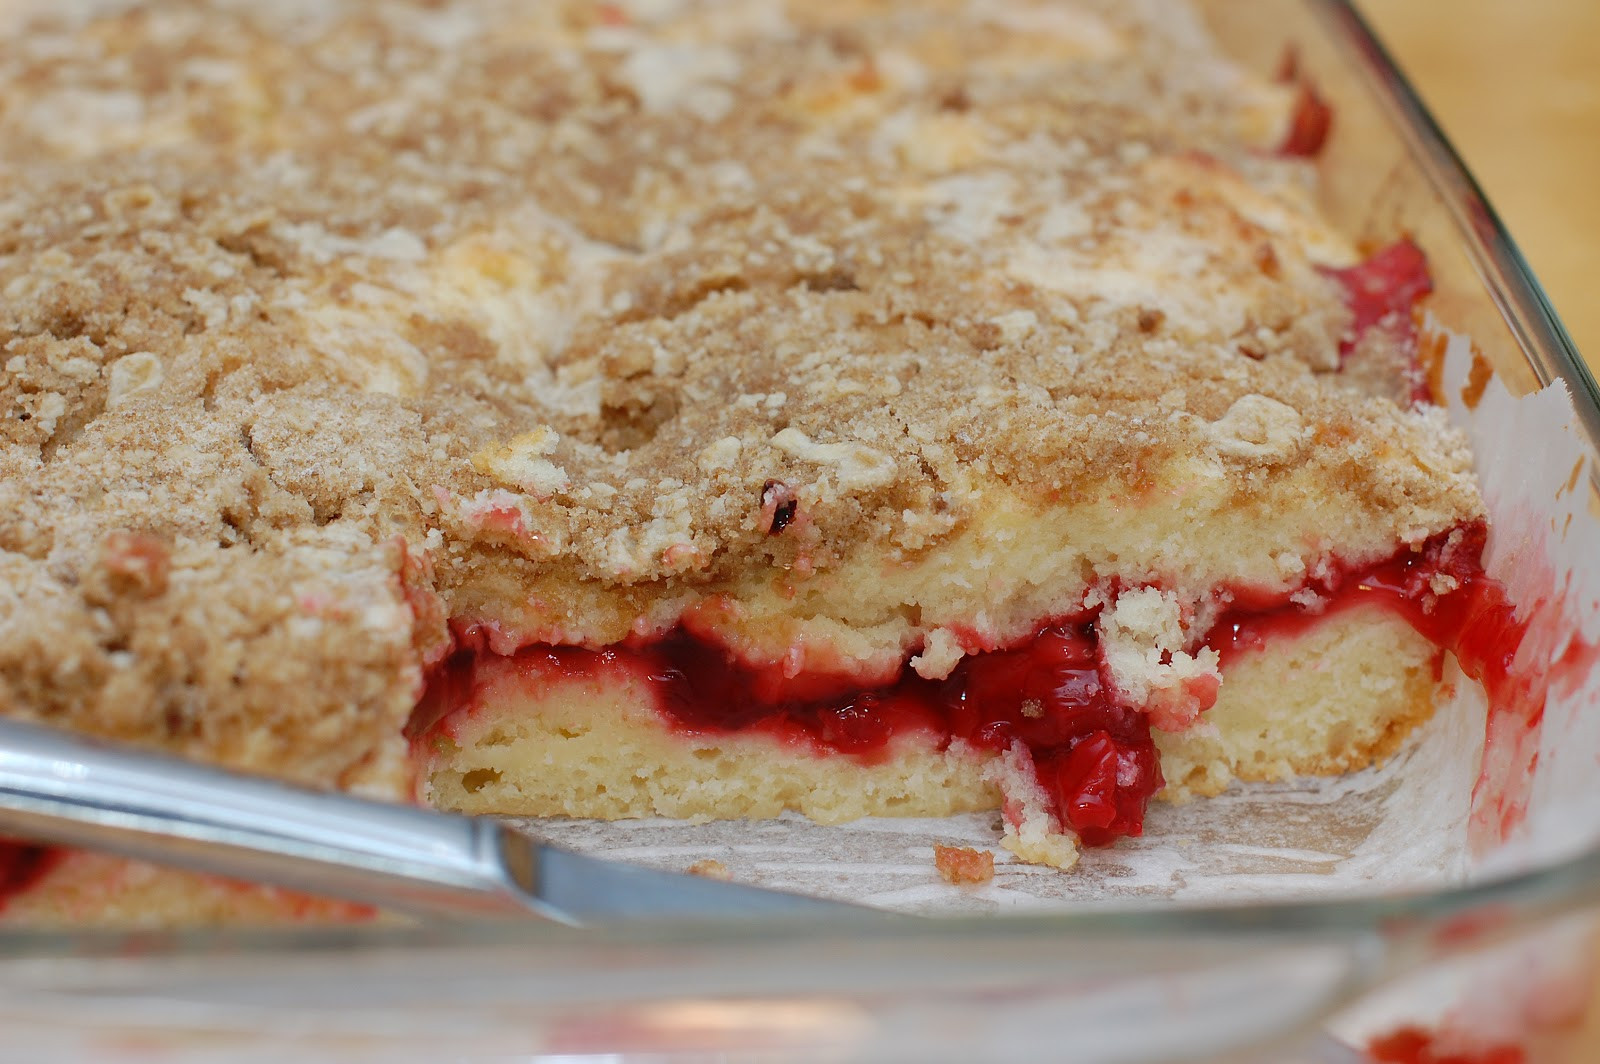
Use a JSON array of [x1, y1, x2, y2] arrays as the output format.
[[686, 858, 732, 881]]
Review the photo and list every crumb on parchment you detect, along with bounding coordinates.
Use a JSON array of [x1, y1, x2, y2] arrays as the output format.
[[934, 845, 995, 885]]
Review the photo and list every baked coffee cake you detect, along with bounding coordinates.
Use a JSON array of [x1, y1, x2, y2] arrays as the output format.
[[0, 0, 1515, 921]]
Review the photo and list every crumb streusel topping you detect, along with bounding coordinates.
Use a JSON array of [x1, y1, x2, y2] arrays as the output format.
[[0, 0, 1481, 791]]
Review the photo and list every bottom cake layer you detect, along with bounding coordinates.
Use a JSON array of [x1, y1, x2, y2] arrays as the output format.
[[1156, 605, 1440, 799], [421, 604, 1442, 870]]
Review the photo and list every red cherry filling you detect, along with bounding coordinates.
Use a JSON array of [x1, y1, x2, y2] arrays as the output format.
[[649, 620, 1166, 844], [1212, 524, 1520, 704], [420, 521, 1521, 852]]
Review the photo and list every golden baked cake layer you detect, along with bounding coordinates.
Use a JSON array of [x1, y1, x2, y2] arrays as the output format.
[[0, 0, 1488, 918]]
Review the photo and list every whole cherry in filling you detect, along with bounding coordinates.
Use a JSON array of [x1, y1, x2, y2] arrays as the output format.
[[940, 624, 1164, 846]]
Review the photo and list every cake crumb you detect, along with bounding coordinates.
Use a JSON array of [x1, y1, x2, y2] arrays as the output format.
[[687, 858, 732, 880], [911, 627, 966, 680], [933, 844, 995, 885]]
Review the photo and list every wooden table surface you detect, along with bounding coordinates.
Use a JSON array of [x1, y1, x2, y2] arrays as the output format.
[[1361, 0, 1600, 367]]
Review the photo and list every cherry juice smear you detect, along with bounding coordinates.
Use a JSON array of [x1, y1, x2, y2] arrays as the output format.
[[1323, 238, 1436, 403], [1270, 70, 1433, 400], [1274, 47, 1333, 158], [1325, 239, 1433, 355], [1277, 81, 1332, 157], [419, 524, 1522, 849], [1367, 1026, 1527, 1064], [0, 840, 59, 909]]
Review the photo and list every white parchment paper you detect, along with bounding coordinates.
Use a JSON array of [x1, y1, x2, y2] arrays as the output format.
[[1323, 327, 1600, 1052]]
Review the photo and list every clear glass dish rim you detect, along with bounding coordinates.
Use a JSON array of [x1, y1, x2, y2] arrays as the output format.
[[5, 0, 1599, 962]]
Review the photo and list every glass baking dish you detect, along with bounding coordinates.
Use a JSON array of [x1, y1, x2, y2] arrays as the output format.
[[3, 1, 1597, 1060]]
